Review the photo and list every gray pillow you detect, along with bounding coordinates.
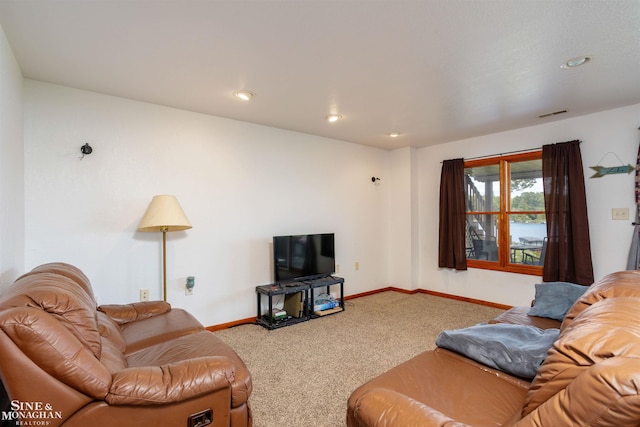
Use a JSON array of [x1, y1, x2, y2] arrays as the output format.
[[528, 281, 587, 321]]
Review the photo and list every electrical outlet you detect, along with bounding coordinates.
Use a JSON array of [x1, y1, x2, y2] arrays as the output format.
[[355, 261, 360, 270], [335, 264, 340, 273], [185, 287, 193, 296], [612, 208, 629, 220], [140, 288, 149, 301]]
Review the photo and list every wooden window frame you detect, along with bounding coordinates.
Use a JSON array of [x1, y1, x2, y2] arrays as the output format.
[[465, 151, 544, 276]]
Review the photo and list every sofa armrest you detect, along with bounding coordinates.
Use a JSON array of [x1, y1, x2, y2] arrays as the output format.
[[98, 301, 171, 325], [352, 388, 471, 427], [106, 356, 234, 405]]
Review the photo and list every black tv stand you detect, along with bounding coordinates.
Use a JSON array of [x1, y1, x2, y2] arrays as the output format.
[[255, 276, 344, 330]]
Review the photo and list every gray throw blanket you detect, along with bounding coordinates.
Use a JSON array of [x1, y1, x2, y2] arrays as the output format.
[[436, 323, 559, 379]]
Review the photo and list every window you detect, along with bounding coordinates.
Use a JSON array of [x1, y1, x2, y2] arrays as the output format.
[[464, 152, 546, 275]]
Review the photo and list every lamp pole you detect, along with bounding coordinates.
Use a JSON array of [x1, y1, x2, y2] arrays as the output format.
[[162, 227, 168, 301]]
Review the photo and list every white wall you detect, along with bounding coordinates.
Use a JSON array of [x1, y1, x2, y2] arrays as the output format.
[[0, 24, 24, 289], [23, 80, 391, 325], [387, 147, 419, 289], [16, 67, 640, 323], [418, 104, 640, 306]]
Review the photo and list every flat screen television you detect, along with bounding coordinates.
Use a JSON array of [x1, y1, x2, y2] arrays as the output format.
[[273, 233, 335, 283]]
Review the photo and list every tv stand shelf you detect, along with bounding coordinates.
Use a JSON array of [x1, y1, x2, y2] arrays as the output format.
[[255, 276, 344, 330], [305, 276, 345, 319]]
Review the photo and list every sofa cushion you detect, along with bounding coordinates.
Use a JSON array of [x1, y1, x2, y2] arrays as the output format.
[[126, 331, 252, 409], [562, 270, 640, 331], [117, 308, 204, 354], [489, 306, 562, 330], [348, 347, 530, 426], [29, 262, 96, 302], [0, 273, 102, 358], [98, 303, 204, 354], [106, 357, 234, 405], [522, 297, 640, 417], [0, 306, 111, 398], [527, 281, 587, 321]]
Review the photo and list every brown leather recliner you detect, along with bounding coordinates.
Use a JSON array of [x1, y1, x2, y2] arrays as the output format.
[[0, 262, 252, 427], [347, 271, 640, 426]]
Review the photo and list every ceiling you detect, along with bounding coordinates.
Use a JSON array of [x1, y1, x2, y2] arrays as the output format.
[[1, 0, 639, 150]]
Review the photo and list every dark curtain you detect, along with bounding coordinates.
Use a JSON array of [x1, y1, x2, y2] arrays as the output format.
[[438, 158, 467, 270], [626, 140, 640, 270], [542, 140, 594, 285]]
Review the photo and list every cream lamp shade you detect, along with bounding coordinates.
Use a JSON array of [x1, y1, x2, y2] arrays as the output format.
[[138, 195, 192, 301], [138, 195, 192, 232]]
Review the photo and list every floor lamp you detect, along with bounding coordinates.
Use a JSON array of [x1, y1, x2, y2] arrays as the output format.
[[138, 195, 192, 301]]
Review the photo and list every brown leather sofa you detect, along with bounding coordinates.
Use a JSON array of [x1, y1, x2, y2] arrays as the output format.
[[347, 270, 640, 426], [0, 262, 252, 427]]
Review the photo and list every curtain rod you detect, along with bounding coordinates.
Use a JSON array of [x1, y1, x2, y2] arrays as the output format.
[[461, 147, 542, 162], [439, 147, 539, 163], [457, 140, 585, 163]]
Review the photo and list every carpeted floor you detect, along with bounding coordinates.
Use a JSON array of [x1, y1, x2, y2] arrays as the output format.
[[214, 291, 505, 427]]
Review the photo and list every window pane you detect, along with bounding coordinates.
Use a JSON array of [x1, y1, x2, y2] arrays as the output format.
[[465, 165, 500, 212], [466, 214, 499, 262], [510, 160, 543, 212], [508, 214, 547, 265]]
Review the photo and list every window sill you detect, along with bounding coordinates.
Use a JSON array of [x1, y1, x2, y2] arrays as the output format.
[[466, 260, 543, 276]]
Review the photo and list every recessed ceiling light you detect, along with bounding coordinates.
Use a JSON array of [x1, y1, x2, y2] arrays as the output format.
[[233, 90, 255, 101], [560, 56, 590, 69], [388, 132, 401, 138], [326, 114, 342, 123]]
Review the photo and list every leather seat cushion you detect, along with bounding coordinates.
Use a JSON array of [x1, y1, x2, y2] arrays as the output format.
[[489, 306, 561, 330], [125, 331, 252, 409], [347, 347, 529, 426], [119, 308, 204, 354]]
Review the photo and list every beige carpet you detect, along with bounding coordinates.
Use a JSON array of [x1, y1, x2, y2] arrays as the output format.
[[214, 291, 505, 427]]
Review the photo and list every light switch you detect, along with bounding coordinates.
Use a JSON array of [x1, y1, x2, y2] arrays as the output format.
[[612, 208, 629, 220]]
